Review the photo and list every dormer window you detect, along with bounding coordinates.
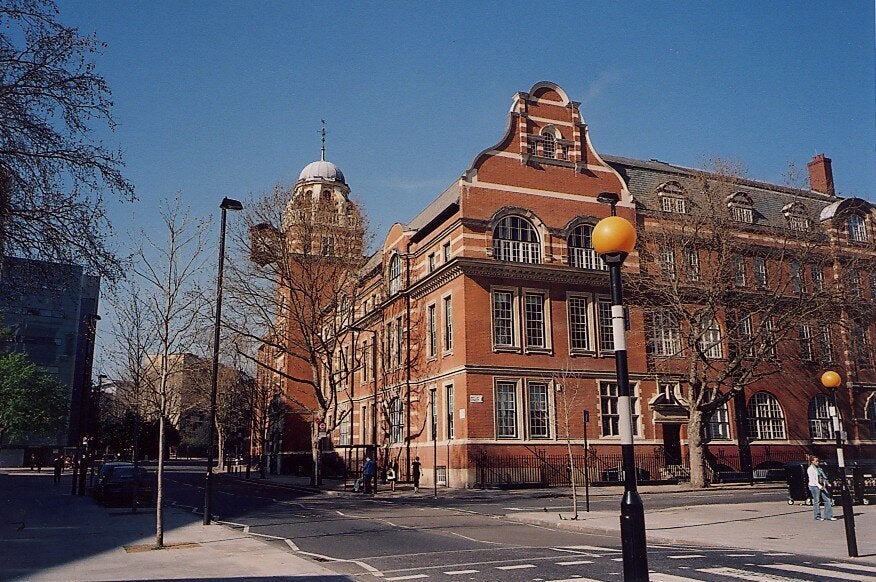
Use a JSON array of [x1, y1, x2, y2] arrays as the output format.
[[848, 214, 868, 242], [388, 254, 402, 295], [542, 133, 556, 159], [493, 215, 540, 264], [728, 192, 754, 224], [783, 202, 811, 232], [657, 181, 687, 214]]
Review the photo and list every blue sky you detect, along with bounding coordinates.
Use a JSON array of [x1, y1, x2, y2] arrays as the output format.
[[57, 1, 874, 358]]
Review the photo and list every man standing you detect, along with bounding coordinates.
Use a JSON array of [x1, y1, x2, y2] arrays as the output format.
[[807, 456, 836, 521], [412, 456, 421, 493], [363, 456, 376, 495], [52, 453, 64, 485]]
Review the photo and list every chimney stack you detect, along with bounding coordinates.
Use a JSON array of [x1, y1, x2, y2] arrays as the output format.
[[806, 154, 835, 196]]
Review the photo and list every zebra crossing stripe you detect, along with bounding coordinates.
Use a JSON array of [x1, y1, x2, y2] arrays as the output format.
[[821, 562, 876, 574], [544, 578, 605, 582], [650, 574, 706, 582], [556, 559, 594, 565], [385, 575, 429, 581], [667, 554, 706, 559], [496, 564, 536, 570], [764, 563, 876, 581], [698, 566, 813, 581], [443, 570, 478, 575]]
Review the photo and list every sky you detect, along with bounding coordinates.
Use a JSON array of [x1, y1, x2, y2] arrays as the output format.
[[53, 1, 875, 363]]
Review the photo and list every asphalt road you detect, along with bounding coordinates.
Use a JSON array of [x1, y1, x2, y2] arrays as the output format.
[[156, 463, 867, 581]]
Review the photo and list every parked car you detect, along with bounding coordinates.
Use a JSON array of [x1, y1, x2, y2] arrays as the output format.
[[93, 462, 155, 506]]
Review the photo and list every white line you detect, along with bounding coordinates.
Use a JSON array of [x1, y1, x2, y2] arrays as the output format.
[[444, 570, 479, 575], [385, 575, 429, 581], [447, 531, 506, 545], [698, 567, 809, 581], [822, 562, 876, 573], [765, 563, 876, 581], [351, 559, 384, 577], [726, 553, 756, 557], [763, 552, 794, 556], [556, 560, 594, 565], [667, 554, 706, 559], [496, 564, 536, 570], [650, 574, 707, 582], [560, 545, 619, 552], [503, 507, 526, 511], [336, 510, 346, 516], [545, 578, 605, 582], [551, 548, 600, 556]]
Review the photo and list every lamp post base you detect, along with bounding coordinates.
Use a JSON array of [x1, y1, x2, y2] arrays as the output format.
[[620, 490, 649, 581]]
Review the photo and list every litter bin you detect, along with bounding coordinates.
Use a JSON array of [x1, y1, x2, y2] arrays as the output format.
[[784, 461, 811, 505]]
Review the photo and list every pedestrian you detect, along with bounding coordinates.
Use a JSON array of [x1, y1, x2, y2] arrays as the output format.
[[35, 454, 43, 473], [52, 454, 64, 485], [363, 456, 376, 494], [387, 460, 397, 492], [807, 456, 836, 521], [28, 452, 35, 471], [412, 456, 421, 493]]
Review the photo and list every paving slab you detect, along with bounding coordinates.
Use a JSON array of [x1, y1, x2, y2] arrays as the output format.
[[507, 500, 876, 564]]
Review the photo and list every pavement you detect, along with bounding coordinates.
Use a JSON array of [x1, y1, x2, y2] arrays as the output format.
[[2, 466, 874, 582]]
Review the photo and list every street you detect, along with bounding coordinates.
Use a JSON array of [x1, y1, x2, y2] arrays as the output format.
[[154, 463, 873, 581]]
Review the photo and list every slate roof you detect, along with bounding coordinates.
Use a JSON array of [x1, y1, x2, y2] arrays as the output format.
[[602, 154, 840, 230], [405, 180, 461, 233]]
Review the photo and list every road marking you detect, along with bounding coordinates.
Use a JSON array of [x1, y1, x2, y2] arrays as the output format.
[[551, 548, 600, 556], [496, 564, 536, 570], [822, 562, 876, 573], [503, 507, 526, 511], [698, 567, 807, 581], [562, 544, 619, 552], [386, 576, 429, 581], [444, 570, 479, 575], [764, 563, 876, 581], [726, 553, 756, 557], [544, 578, 605, 582], [447, 531, 506, 545], [667, 554, 706, 559], [650, 574, 706, 582], [556, 559, 594, 565], [336, 510, 346, 516], [763, 552, 794, 556]]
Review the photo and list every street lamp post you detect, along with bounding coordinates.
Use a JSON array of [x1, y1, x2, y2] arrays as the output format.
[[431, 386, 437, 498], [592, 211, 649, 581], [820, 371, 858, 557], [204, 196, 243, 526]]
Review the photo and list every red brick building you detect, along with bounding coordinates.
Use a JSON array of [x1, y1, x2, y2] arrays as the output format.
[[275, 82, 875, 487]]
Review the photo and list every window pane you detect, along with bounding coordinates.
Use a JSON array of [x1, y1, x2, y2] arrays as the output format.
[[528, 383, 549, 438], [747, 392, 786, 440], [496, 382, 517, 438], [443, 297, 453, 351], [524, 293, 545, 348], [493, 291, 514, 347], [808, 394, 832, 440], [599, 382, 638, 437], [568, 296, 590, 351], [597, 300, 614, 352]]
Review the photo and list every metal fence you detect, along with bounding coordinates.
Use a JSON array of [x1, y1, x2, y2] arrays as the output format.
[[473, 451, 688, 488]]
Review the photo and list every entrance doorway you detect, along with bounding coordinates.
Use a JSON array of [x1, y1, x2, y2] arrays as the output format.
[[662, 424, 682, 465]]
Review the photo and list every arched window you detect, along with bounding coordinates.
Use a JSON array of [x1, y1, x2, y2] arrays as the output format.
[[747, 392, 786, 440], [568, 224, 607, 270], [808, 394, 833, 440], [658, 181, 687, 214], [848, 214, 868, 242], [542, 132, 556, 159], [493, 216, 541, 263], [388, 254, 402, 295], [389, 397, 404, 444]]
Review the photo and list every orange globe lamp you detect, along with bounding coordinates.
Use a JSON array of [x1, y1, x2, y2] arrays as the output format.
[[592, 216, 637, 255], [821, 370, 841, 389]]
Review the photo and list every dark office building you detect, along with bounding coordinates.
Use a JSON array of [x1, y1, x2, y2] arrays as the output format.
[[0, 257, 100, 466]]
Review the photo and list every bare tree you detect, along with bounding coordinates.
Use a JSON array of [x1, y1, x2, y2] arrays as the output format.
[[225, 183, 366, 485], [104, 280, 158, 511], [0, 1, 134, 278], [626, 159, 843, 488], [552, 364, 588, 519], [132, 198, 208, 547]]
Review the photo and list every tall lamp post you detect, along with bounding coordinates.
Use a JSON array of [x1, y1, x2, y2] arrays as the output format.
[[204, 196, 243, 526], [592, 210, 649, 581], [820, 371, 858, 557]]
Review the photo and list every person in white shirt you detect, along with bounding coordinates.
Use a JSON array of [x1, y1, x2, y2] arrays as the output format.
[[807, 456, 836, 521]]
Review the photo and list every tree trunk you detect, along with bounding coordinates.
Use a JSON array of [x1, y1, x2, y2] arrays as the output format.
[[566, 438, 578, 519], [688, 407, 707, 488], [155, 413, 165, 548]]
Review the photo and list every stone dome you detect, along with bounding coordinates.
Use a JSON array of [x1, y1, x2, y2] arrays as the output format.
[[298, 160, 346, 184]]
